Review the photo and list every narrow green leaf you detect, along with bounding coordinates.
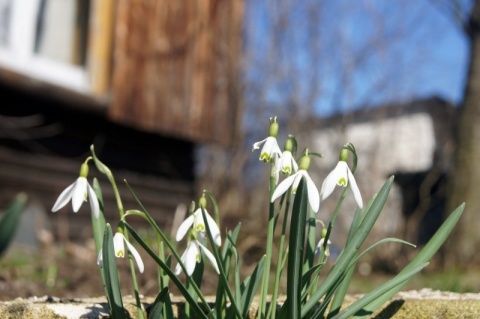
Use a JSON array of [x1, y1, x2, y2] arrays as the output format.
[[327, 204, 386, 317], [229, 236, 241, 309], [124, 223, 209, 319], [148, 287, 173, 319], [303, 210, 317, 275], [326, 253, 357, 318], [300, 176, 394, 317], [327, 239, 415, 318], [355, 238, 415, 263], [332, 262, 429, 319], [91, 179, 106, 255], [0, 193, 27, 256], [201, 207, 243, 319], [215, 224, 241, 319], [287, 178, 308, 319], [123, 181, 214, 315], [353, 203, 465, 318], [239, 255, 265, 318], [102, 224, 127, 319]]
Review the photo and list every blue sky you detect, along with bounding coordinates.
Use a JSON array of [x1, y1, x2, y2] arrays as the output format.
[[243, 0, 468, 116]]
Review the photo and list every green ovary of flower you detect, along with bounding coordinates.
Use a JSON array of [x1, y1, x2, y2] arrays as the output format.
[[269, 117, 279, 137], [79, 162, 89, 178]]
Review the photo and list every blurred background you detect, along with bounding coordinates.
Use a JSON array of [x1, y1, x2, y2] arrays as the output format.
[[0, 0, 479, 299]]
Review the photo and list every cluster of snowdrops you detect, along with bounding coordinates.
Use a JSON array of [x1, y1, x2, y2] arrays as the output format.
[[50, 116, 464, 319]]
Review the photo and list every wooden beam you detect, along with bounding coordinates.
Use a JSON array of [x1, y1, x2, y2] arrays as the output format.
[[88, 0, 116, 96]]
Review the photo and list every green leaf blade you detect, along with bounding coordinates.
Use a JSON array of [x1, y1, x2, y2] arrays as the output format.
[[287, 178, 308, 319], [102, 224, 127, 319], [0, 193, 27, 256]]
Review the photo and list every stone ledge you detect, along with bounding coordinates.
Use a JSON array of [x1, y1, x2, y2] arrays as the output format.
[[1, 289, 480, 318]]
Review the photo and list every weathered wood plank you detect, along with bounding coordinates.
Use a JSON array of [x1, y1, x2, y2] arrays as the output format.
[[109, 0, 244, 145]]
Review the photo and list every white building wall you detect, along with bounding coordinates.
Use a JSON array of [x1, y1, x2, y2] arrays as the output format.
[[309, 112, 437, 257]]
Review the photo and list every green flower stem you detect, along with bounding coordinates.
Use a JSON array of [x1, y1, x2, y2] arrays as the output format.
[[157, 234, 168, 291], [121, 194, 213, 314], [258, 170, 277, 319], [91, 146, 145, 319], [267, 191, 292, 319], [124, 223, 210, 319], [322, 186, 349, 259], [200, 208, 243, 319]]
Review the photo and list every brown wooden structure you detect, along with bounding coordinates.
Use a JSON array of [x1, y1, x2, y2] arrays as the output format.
[[109, 0, 244, 145], [0, 0, 245, 242]]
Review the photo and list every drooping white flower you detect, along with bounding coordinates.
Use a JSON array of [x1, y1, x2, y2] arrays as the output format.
[[316, 237, 332, 257], [320, 160, 363, 209], [97, 232, 145, 273], [176, 207, 221, 246], [51, 163, 99, 219], [252, 136, 282, 163], [279, 150, 298, 175], [174, 240, 219, 276], [271, 152, 320, 213], [252, 116, 282, 163]]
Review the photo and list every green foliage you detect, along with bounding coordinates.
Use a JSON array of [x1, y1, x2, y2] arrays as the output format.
[[0, 193, 27, 257], [102, 224, 127, 319], [50, 118, 465, 319]]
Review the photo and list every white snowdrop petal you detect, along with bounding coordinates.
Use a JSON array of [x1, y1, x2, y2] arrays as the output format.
[[347, 168, 363, 209], [72, 178, 87, 212], [271, 173, 297, 202], [51, 182, 76, 212], [176, 215, 194, 242]]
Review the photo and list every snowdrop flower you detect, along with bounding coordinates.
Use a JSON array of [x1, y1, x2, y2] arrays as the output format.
[[320, 148, 363, 209], [174, 239, 220, 276], [176, 196, 221, 246], [97, 231, 145, 273], [271, 150, 320, 213], [252, 116, 281, 163], [52, 161, 100, 219], [316, 237, 332, 257], [279, 136, 298, 175], [316, 227, 331, 257]]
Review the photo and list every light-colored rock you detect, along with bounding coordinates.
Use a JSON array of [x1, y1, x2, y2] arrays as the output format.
[[1, 289, 480, 318]]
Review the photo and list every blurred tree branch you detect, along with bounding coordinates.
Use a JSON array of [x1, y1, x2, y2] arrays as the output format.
[[444, 0, 480, 266]]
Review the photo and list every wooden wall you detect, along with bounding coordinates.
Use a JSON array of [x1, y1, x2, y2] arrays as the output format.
[[109, 0, 244, 146], [0, 82, 195, 242]]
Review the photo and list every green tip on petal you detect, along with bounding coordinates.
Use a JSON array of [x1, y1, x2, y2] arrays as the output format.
[[260, 152, 271, 162], [337, 177, 348, 187]]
